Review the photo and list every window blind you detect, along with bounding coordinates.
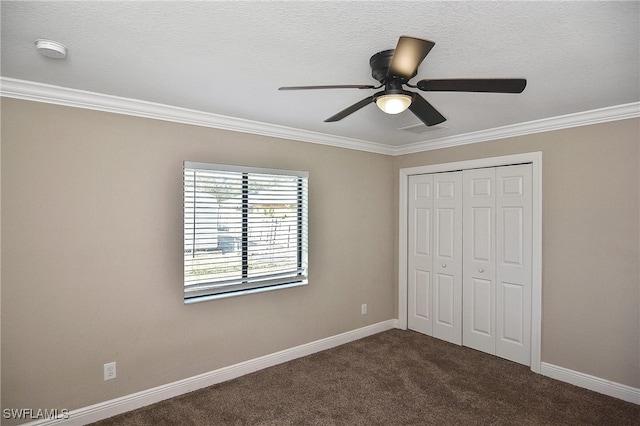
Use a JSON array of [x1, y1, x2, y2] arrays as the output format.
[[183, 162, 308, 302]]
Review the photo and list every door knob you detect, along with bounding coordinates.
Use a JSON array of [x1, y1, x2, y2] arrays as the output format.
[[478, 268, 484, 273], [442, 264, 447, 268]]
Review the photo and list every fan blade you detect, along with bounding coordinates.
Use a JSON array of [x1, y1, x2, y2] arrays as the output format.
[[279, 84, 376, 91], [417, 78, 527, 93], [388, 36, 435, 80], [324, 95, 376, 122], [408, 93, 446, 126]]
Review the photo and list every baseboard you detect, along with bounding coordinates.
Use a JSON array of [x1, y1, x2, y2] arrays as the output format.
[[23, 320, 397, 426], [540, 362, 640, 405]]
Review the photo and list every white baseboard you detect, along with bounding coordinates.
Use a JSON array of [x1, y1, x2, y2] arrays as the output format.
[[540, 362, 640, 405], [24, 320, 397, 426]]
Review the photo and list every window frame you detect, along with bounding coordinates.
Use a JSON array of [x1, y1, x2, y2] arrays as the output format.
[[183, 161, 308, 303]]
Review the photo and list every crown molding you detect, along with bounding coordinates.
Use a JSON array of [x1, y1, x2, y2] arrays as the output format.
[[2, 77, 638, 156], [0, 77, 394, 155], [394, 102, 640, 155]]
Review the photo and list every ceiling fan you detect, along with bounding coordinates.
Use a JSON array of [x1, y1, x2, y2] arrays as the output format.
[[279, 36, 526, 126]]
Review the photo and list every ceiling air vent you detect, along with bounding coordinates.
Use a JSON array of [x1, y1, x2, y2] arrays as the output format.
[[398, 123, 449, 134]]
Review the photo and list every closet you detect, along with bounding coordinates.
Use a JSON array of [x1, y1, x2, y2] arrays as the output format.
[[407, 164, 532, 365]]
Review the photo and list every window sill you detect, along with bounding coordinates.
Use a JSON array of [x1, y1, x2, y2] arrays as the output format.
[[184, 280, 308, 304]]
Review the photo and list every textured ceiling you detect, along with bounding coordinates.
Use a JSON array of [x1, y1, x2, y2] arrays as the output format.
[[1, 1, 639, 150]]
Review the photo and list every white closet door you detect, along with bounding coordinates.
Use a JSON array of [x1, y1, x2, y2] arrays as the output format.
[[408, 165, 532, 366], [462, 168, 497, 354], [407, 174, 434, 335], [495, 164, 532, 364], [432, 172, 463, 344]]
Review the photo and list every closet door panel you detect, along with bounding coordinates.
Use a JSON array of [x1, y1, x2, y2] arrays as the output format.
[[408, 174, 434, 335], [413, 270, 431, 320], [501, 282, 524, 342], [433, 172, 462, 345], [472, 207, 493, 262], [496, 164, 532, 365], [463, 168, 496, 354], [436, 273, 455, 326], [471, 277, 493, 336]]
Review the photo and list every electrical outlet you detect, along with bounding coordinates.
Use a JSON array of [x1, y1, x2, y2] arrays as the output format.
[[361, 303, 367, 315], [104, 362, 116, 381]]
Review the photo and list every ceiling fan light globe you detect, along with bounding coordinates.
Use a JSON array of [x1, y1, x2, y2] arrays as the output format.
[[376, 94, 412, 114]]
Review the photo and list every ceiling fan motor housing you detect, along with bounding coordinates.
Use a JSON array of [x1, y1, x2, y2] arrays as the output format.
[[370, 49, 416, 83]]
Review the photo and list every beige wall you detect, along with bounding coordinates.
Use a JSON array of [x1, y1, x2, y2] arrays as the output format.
[[394, 118, 640, 388], [1, 98, 395, 413], [1, 98, 639, 417]]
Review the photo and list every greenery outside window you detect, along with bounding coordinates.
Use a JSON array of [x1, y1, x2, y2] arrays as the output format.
[[183, 162, 308, 303]]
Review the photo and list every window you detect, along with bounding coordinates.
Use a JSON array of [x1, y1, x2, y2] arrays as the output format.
[[183, 162, 308, 302]]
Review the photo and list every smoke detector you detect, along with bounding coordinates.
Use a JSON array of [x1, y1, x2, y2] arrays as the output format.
[[35, 39, 67, 59]]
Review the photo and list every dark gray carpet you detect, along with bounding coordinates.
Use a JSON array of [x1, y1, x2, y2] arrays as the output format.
[[90, 329, 639, 425]]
